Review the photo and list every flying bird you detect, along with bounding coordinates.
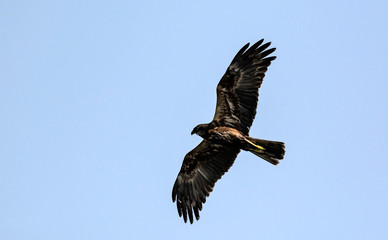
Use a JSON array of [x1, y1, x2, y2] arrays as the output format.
[[172, 39, 285, 224]]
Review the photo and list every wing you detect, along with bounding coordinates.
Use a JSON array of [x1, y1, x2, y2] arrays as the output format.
[[172, 140, 240, 223], [213, 39, 276, 134]]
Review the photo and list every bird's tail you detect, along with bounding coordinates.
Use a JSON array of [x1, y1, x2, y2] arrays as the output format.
[[243, 137, 285, 165]]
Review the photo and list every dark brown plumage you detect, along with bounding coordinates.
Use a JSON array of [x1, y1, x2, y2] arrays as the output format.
[[172, 39, 285, 224]]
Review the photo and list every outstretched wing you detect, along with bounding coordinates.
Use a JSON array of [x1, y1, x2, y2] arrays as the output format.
[[172, 140, 240, 223], [213, 39, 276, 134]]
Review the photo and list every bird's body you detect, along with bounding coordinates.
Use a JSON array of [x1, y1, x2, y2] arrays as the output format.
[[172, 39, 285, 223], [208, 127, 246, 145]]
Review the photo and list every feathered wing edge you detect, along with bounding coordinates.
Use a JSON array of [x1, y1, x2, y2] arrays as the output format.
[[214, 39, 277, 134], [172, 141, 240, 223]]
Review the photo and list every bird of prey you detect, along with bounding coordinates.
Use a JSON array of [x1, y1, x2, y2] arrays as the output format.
[[172, 39, 285, 224]]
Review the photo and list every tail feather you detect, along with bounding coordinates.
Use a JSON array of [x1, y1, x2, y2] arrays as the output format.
[[244, 137, 285, 165]]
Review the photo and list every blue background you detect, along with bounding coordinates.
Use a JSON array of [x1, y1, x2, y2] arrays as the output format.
[[1, 0, 387, 239]]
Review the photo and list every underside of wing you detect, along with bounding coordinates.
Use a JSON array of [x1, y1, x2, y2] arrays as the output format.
[[213, 39, 277, 134], [172, 140, 240, 223]]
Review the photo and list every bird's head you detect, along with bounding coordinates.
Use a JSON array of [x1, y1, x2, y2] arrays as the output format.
[[191, 124, 209, 138]]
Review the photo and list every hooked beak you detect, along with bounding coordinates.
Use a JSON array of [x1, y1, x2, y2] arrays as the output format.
[[191, 129, 196, 135]]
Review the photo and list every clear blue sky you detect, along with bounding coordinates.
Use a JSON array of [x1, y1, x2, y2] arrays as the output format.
[[1, 0, 387, 239]]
